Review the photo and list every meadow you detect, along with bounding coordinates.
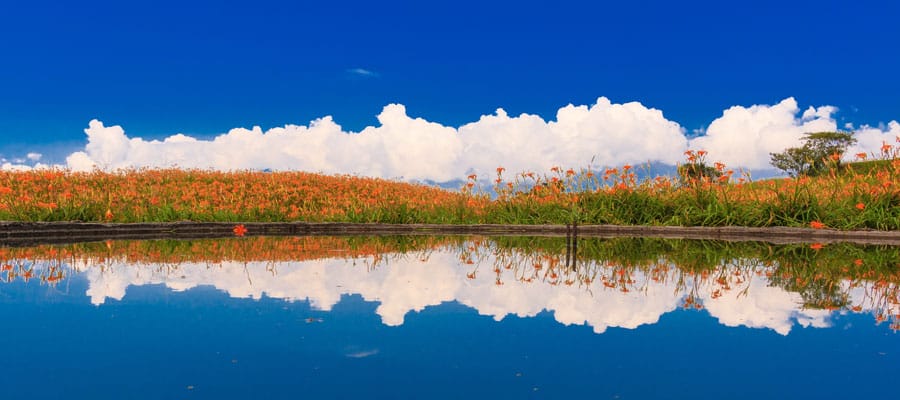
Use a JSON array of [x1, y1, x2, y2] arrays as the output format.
[[1, 149, 898, 230]]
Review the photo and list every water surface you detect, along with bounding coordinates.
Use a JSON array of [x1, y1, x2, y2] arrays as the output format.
[[1, 236, 897, 399]]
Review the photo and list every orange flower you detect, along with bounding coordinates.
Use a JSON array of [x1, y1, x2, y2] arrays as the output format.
[[855, 202, 865, 210], [233, 224, 248, 237], [809, 221, 825, 229], [104, 209, 114, 221], [853, 259, 863, 266], [810, 243, 824, 250]]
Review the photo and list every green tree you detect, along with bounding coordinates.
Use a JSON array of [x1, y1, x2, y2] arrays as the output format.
[[677, 162, 722, 185], [769, 131, 857, 177], [678, 150, 724, 186]]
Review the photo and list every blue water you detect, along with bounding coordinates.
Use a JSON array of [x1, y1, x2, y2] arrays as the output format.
[[0, 238, 897, 399]]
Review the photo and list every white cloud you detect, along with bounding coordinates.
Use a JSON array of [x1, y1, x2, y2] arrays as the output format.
[[688, 98, 840, 170], [59, 98, 688, 181], [458, 98, 688, 175], [4, 97, 899, 178], [847, 121, 900, 159], [26, 152, 42, 161], [1, 162, 33, 172], [0, 162, 51, 171]]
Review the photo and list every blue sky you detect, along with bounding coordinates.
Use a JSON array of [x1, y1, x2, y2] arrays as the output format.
[[1, 0, 899, 174]]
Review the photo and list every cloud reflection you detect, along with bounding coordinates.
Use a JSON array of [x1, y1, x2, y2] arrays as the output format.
[[21, 241, 887, 336]]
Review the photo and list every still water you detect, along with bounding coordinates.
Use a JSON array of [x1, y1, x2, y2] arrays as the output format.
[[0, 236, 897, 399]]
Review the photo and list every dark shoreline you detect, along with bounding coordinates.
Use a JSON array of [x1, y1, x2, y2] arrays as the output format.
[[2, 221, 900, 246]]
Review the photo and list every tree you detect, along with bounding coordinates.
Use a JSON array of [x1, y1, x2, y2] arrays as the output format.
[[678, 150, 724, 186], [677, 162, 722, 184], [769, 131, 857, 177], [770, 145, 817, 177]]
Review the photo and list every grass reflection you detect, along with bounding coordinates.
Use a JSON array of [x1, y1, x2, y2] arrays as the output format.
[[2, 235, 898, 331]]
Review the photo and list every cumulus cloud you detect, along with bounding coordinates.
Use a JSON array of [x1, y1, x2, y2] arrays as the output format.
[[1, 162, 34, 172], [847, 121, 900, 159], [689, 98, 840, 170], [0, 152, 48, 171], [4, 97, 899, 179], [60, 98, 688, 181], [458, 98, 687, 176]]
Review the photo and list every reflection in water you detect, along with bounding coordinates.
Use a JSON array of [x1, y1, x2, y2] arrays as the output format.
[[2, 236, 899, 334]]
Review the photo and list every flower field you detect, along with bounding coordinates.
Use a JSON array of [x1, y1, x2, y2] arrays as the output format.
[[1, 149, 899, 229], [0, 169, 482, 223], [479, 150, 900, 230]]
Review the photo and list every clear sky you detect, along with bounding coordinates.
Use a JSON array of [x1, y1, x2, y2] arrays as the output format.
[[1, 0, 899, 176]]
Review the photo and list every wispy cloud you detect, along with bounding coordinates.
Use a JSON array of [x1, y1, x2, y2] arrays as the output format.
[[345, 349, 379, 358], [346, 68, 379, 78]]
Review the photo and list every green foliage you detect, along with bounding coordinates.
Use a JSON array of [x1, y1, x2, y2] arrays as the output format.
[[770, 146, 816, 177], [770, 131, 857, 177], [677, 162, 722, 185]]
